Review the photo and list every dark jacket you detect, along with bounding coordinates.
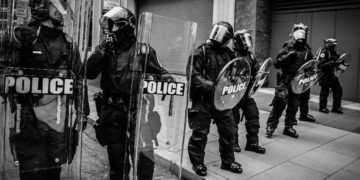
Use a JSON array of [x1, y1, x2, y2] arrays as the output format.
[[318, 47, 340, 86], [187, 42, 235, 103], [87, 42, 168, 98], [274, 41, 313, 86]]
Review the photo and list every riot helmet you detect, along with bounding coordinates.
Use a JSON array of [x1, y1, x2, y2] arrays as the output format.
[[29, 0, 68, 27], [233, 29, 253, 51], [324, 37, 337, 51], [100, 6, 136, 44], [291, 23, 308, 44], [209, 21, 234, 47]]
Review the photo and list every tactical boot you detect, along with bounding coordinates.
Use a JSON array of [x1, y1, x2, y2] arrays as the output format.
[[332, 108, 344, 114], [221, 162, 243, 174], [234, 144, 241, 153], [192, 164, 207, 176], [283, 127, 299, 138], [245, 143, 266, 154], [319, 108, 330, 113], [266, 126, 274, 138], [299, 114, 316, 122]]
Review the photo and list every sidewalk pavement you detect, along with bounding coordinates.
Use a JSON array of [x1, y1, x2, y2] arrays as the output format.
[[83, 86, 360, 180]]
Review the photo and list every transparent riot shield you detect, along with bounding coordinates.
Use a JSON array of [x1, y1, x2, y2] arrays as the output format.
[[212, 58, 251, 111], [0, 0, 92, 179], [291, 59, 321, 94], [248, 58, 271, 98], [132, 13, 197, 179]]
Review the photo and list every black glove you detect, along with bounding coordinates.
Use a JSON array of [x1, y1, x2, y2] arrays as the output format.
[[100, 33, 117, 49], [286, 51, 297, 59]]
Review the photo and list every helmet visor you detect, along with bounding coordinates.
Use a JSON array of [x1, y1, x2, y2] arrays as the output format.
[[209, 24, 233, 46], [293, 29, 306, 41], [242, 32, 253, 48], [49, 0, 72, 26]]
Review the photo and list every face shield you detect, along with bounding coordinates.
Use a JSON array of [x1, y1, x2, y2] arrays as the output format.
[[292, 29, 306, 42], [100, 7, 136, 39], [325, 38, 337, 50], [209, 24, 233, 47], [48, 0, 73, 27], [234, 32, 253, 50]]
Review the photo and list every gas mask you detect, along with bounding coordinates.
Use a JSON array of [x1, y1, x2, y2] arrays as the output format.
[[324, 38, 337, 51]]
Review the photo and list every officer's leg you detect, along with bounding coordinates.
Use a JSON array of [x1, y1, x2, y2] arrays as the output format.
[[213, 109, 236, 165], [332, 77, 343, 113], [266, 88, 287, 132], [319, 85, 330, 112], [232, 104, 241, 151], [299, 89, 310, 117], [107, 142, 130, 180], [299, 89, 315, 122], [243, 98, 265, 154], [188, 104, 211, 166], [129, 109, 155, 180], [284, 90, 300, 138], [214, 110, 242, 173]]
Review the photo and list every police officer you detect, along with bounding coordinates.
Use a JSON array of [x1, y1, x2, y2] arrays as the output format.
[[187, 21, 242, 176], [86, 7, 170, 180], [232, 29, 265, 154], [1, 0, 87, 179], [266, 23, 313, 138], [319, 38, 344, 114]]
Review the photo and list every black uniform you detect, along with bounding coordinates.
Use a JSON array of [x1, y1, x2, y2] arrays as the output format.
[[267, 41, 313, 129], [232, 51, 260, 145], [319, 47, 342, 111], [1, 24, 86, 180], [187, 42, 236, 166], [86, 40, 168, 180]]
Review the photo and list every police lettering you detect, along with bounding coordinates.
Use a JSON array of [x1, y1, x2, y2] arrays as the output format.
[[143, 80, 185, 96], [5, 76, 74, 95], [298, 74, 318, 85], [222, 82, 247, 95]]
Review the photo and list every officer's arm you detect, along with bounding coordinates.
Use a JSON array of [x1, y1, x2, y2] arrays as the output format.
[[273, 47, 289, 69], [251, 53, 260, 78], [189, 48, 213, 93], [147, 48, 169, 76], [86, 45, 109, 79]]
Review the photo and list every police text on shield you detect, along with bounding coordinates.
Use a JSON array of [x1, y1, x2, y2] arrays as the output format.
[[5, 76, 74, 95], [143, 80, 185, 96]]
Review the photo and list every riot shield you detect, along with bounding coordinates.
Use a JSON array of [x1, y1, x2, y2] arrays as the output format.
[[248, 58, 271, 98], [291, 59, 321, 94], [0, 0, 92, 179], [132, 13, 197, 179], [334, 53, 349, 77], [212, 58, 251, 111]]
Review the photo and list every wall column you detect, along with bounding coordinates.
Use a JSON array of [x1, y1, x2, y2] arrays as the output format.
[[234, 0, 271, 62]]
